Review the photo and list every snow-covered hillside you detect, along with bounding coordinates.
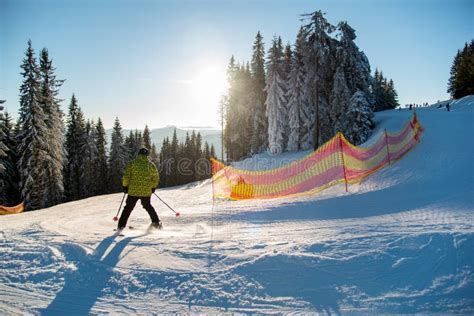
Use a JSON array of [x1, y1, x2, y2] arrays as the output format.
[[1, 97, 473, 314]]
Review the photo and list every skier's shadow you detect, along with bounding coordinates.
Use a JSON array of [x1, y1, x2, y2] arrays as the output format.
[[40, 233, 143, 315]]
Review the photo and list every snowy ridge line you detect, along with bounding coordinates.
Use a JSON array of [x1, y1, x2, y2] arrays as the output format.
[[211, 111, 423, 200]]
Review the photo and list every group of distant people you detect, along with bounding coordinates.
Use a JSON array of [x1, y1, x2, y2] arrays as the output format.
[[406, 102, 430, 110], [406, 101, 451, 112]]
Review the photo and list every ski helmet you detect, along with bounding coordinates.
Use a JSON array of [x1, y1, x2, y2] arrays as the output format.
[[138, 147, 149, 156]]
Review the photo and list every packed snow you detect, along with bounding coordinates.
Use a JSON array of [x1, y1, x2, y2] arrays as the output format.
[[1, 96, 473, 314]]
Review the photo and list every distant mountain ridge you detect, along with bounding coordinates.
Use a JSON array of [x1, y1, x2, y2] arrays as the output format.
[[106, 126, 222, 157]]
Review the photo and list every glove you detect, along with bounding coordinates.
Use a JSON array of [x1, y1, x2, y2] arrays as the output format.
[[123, 186, 128, 193], [152, 187, 156, 193]]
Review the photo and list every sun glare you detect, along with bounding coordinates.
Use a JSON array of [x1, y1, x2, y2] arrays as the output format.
[[192, 65, 228, 111]]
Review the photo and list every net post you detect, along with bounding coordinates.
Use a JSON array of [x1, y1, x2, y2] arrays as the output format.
[[338, 132, 348, 192]]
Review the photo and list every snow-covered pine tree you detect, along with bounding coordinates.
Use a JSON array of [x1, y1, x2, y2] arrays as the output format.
[[287, 27, 309, 151], [16, 41, 49, 210], [265, 36, 288, 155], [345, 91, 373, 144], [38, 48, 65, 207], [64, 94, 87, 201], [0, 101, 8, 203], [302, 10, 336, 148], [330, 67, 351, 134], [108, 117, 127, 192], [0, 109, 21, 205], [0, 102, 7, 177], [281, 42, 292, 150], [124, 130, 137, 162], [249, 31, 268, 153], [81, 120, 99, 197], [224, 61, 253, 161], [332, 21, 373, 142], [95, 118, 109, 194]]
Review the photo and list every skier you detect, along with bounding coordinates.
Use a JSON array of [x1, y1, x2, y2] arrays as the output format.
[[446, 102, 450, 112], [117, 147, 161, 232]]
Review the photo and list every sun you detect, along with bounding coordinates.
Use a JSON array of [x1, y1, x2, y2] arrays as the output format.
[[192, 65, 228, 111]]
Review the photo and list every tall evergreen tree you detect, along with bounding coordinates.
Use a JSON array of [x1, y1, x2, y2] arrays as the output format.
[[447, 40, 474, 99], [0, 110, 21, 205], [143, 125, 152, 150], [302, 10, 336, 148], [124, 130, 137, 162], [225, 61, 253, 161], [81, 120, 99, 197], [373, 69, 399, 111], [249, 31, 268, 153], [64, 94, 87, 201], [0, 102, 9, 204], [95, 118, 109, 194], [331, 21, 373, 143], [0, 102, 7, 181], [218, 95, 228, 161], [108, 117, 127, 192], [345, 91, 373, 144], [38, 47, 65, 207], [265, 36, 287, 154], [287, 28, 309, 151], [16, 40, 49, 210]]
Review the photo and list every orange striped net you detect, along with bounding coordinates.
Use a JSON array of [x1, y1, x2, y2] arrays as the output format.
[[212, 112, 423, 200]]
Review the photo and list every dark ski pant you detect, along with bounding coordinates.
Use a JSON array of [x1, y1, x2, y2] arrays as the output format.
[[118, 195, 159, 229]]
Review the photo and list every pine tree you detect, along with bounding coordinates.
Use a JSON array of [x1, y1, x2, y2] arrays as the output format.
[[225, 61, 253, 160], [16, 40, 49, 210], [373, 69, 399, 111], [287, 27, 309, 151], [218, 95, 228, 161], [330, 67, 351, 134], [38, 47, 65, 207], [265, 36, 287, 155], [81, 120, 99, 197], [302, 10, 336, 148], [95, 118, 108, 194], [143, 125, 152, 150], [0, 101, 8, 203], [345, 91, 373, 144], [108, 117, 127, 192], [249, 31, 268, 153], [0, 109, 21, 205], [159, 137, 170, 187], [64, 94, 87, 201], [124, 130, 137, 162], [169, 128, 179, 186], [332, 21, 374, 143], [0, 102, 7, 179], [447, 40, 474, 99]]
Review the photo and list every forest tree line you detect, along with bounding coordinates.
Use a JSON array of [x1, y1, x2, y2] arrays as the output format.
[[223, 10, 399, 161], [447, 40, 474, 99], [0, 40, 215, 210]]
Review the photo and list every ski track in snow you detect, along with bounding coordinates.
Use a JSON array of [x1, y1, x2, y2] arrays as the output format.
[[1, 96, 474, 314]]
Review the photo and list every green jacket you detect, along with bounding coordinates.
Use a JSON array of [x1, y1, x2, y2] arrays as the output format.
[[122, 155, 159, 197]]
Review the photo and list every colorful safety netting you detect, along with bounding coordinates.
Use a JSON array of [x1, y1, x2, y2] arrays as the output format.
[[212, 112, 423, 200]]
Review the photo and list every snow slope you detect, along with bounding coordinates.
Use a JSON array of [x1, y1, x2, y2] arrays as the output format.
[[1, 96, 473, 314]]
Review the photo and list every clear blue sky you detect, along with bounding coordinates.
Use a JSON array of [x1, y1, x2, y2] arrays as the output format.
[[1, 0, 472, 129]]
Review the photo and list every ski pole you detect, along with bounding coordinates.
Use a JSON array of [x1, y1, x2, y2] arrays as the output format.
[[113, 193, 127, 221], [153, 192, 180, 217]]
